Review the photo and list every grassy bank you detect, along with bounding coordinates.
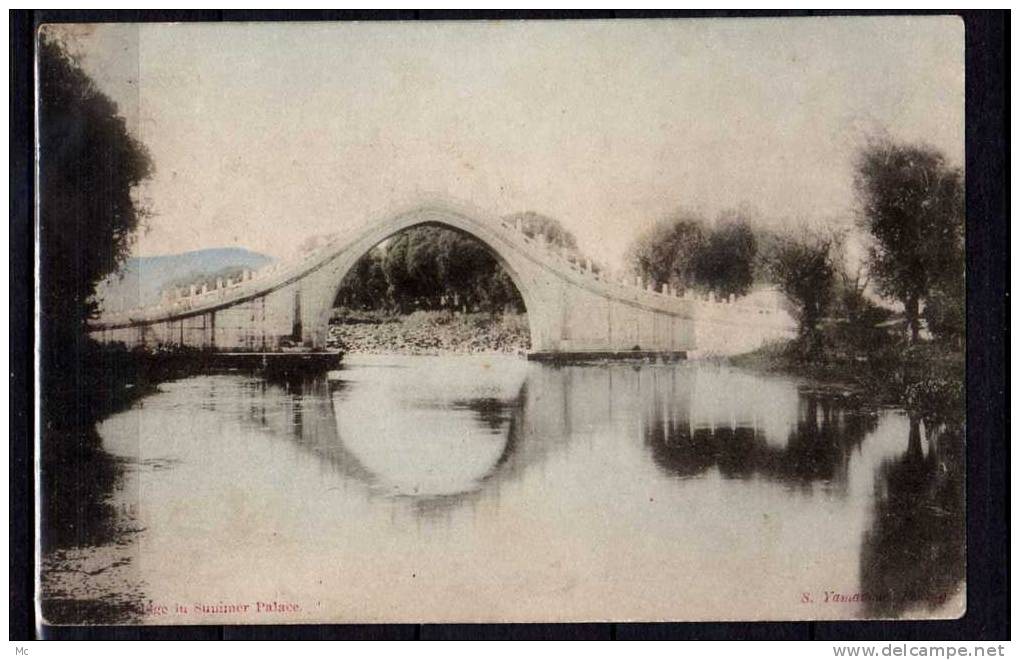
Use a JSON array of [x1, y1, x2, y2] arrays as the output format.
[[730, 333, 964, 425], [328, 309, 530, 355]]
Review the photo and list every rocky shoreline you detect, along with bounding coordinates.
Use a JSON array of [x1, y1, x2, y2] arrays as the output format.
[[326, 310, 530, 355]]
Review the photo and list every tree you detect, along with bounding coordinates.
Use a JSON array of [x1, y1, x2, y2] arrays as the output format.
[[750, 225, 786, 286], [827, 233, 872, 325], [339, 213, 573, 315], [504, 211, 578, 251], [435, 227, 499, 300], [626, 211, 706, 291], [627, 209, 761, 297], [823, 233, 901, 354], [765, 233, 836, 357], [38, 35, 154, 425], [351, 225, 524, 314], [381, 228, 437, 310], [335, 247, 389, 310], [39, 36, 153, 336], [854, 140, 964, 343], [693, 216, 757, 297]]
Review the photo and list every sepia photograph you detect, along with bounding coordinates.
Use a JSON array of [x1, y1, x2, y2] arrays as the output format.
[[24, 13, 986, 631]]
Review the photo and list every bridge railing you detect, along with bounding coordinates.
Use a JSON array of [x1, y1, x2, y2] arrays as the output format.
[[494, 214, 789, 323], [96, 232, 355, 325]]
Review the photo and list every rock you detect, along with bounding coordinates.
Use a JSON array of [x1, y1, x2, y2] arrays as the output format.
[[327, 311, 529, 355]]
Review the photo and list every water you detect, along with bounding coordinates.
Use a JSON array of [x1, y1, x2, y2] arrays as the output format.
[[43, 355, 964, 624]]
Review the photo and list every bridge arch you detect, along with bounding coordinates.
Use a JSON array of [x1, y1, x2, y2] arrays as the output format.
[[304, 204, 543, 352]]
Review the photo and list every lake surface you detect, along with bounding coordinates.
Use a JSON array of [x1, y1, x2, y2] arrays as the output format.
[[43, 354, 965, 624]]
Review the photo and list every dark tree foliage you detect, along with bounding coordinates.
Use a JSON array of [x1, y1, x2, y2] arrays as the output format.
[[627, 209, 759, 296], [749, 225, 786, 285], [38, 36, 154, 428], [39, 37, 153, 332], [335, 213, 578, 314], [854, 141, 964, 343], [338, 225, 525, 314], [859, 421, 964, 617], [692, 217, 757, 297], [335, 247, 389, 310], [625, 211, 706, 292], [765, 233, 836, 357]]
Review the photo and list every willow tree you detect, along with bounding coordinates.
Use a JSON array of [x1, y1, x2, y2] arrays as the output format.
[[854, 141, 964, 343], [625, 211, 706, 292], [766, 233, 836, 357], [693, 217, 758, 297]]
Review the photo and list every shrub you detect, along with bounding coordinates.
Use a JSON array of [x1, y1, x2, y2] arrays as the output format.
[[904, 377, 964, 426]]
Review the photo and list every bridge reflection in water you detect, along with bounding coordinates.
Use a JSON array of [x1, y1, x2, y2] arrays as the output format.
[[88, 356, 963, 622], [210, 357, 963, 618]]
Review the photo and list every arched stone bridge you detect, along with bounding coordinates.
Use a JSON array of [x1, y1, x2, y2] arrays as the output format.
[[89, 200, 796, 358]]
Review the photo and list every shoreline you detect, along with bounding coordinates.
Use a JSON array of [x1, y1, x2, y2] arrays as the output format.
[[327, 310, 530, 356], [725, 339, 965, 425]]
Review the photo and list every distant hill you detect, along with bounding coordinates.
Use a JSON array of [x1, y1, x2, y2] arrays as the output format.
[[95, 247, 273, 311]]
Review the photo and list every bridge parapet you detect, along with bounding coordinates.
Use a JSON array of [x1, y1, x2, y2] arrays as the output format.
[[492, 213, 787, 322]]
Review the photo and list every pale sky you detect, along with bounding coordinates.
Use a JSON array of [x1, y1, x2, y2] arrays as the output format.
[[47, 17, 964, 268]]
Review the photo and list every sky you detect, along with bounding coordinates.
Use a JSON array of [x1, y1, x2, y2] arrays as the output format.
[[45, 17, 964, 269]]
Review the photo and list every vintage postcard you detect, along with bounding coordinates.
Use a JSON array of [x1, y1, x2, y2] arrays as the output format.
[[36, 16, 965, 625]]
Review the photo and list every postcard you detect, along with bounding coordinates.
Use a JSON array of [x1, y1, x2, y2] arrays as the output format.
[[36, 17, 966, 625]]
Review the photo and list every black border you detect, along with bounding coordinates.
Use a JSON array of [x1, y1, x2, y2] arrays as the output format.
[[9, 9, 1008, 641]]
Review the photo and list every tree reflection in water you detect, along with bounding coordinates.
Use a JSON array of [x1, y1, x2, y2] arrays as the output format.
[[642, 380, 964, 617], [40, 426, 146, 624], [217, 368, 970, 620], [643, 391, 877, 491], [46, 360, 965, 624], [859, 420, 965, 617]]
